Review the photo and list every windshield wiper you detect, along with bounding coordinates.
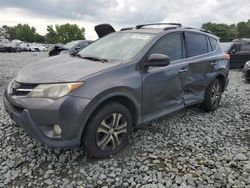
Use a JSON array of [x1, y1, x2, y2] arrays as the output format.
[[76, 54, 108, 63]]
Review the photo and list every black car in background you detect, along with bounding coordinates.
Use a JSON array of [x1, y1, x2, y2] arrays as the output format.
[[221, 39, 250, 68], [48, 40, 92, 56]]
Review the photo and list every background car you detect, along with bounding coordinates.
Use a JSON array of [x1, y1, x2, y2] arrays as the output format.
[[12, 39, 30, 51], [48, 40, 92, 56], [0, 39, 21, 52], [29, 43, 48, 52], [221, 39, 250, 68]]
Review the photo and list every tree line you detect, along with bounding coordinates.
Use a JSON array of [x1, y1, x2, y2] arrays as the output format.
[[202, 19, 250, 42], [1, 20, 250, 44], [0, 23, 85, 44]]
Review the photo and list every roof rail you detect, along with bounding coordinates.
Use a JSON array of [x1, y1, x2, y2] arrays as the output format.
[[120, 27, 134, 31], [136, 23, 182, 29], [163, 26, 179, 31], [183, 27, 212, 34]]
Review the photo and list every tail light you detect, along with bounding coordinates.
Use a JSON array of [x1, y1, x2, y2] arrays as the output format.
[[224, 53, 230, 60]]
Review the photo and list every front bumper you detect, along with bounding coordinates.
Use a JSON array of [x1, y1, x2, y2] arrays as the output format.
[[3, 91, 91, 148], [242, 68, 250, 81]]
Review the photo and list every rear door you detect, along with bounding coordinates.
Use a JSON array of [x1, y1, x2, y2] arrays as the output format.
[[142, 32, 187, 122], [182, 32, 215, 105]]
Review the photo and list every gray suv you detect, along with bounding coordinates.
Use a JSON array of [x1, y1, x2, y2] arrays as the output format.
[[3, 23, 230, 158]]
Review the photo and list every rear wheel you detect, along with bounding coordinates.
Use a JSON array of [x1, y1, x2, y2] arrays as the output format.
[[83, 102, 132, 158], [202, 79, 222, 111]]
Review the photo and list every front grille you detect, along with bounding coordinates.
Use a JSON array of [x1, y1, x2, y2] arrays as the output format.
[[9, 81, 37, 96]]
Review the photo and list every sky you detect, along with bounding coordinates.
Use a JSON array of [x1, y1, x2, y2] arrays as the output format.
[[0, 0, 250, 40]]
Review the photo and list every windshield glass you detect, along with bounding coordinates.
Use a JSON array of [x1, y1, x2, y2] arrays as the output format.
[[79, 32, 155, 61], [221, 42, 233, 52], [64, 41, 79, 49]]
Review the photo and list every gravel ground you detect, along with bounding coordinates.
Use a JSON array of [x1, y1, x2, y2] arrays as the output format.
[[0, 52, 249, 188]]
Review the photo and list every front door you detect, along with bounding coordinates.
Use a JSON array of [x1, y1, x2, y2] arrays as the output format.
[[142, 32, 186, 122]]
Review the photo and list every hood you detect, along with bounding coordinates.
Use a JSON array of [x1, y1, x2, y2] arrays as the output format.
[[15, 54, 120, 84], [95, 24, 116, 38]]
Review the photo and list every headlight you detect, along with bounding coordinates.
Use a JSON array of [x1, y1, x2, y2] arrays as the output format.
[[27, 82, 84, 99]]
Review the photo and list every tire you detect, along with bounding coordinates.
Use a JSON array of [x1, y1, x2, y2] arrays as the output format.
[[83, 102, 132, 158], [202, 79, 222, 111]]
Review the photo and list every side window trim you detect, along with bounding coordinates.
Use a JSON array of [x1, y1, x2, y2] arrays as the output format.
[[206, 36, 212, 52], [208, 37, 218, 52]]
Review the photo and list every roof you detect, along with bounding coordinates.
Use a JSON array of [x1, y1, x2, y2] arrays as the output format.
[[119, 23, 217, 38], [121, 28, 165, 34]]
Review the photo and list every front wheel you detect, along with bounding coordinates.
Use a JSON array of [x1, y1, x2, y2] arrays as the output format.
[[83, 102, 132, 158], [202, 79, 222, 111]]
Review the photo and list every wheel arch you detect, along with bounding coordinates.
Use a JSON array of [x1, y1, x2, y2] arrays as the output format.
[[78, 90, 142, 145], [206, 72, 228, 92], [216, 74, 227, 91]]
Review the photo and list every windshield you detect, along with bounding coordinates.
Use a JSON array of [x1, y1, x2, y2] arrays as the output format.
[[64, 41, 80, 49], [79, 32, 154, 61], [221, 42, 233, 52]]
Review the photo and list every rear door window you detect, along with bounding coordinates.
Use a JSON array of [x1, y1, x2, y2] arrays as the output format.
[[185, 32, 208, 57], [150, 33, 183, 61]]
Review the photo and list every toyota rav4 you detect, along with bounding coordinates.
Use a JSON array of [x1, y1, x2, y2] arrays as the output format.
[[3, 23, 230, 158]]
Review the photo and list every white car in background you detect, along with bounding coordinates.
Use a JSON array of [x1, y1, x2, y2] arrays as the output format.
[[12, 39, 30, 51], [29, 43, 48, 52]]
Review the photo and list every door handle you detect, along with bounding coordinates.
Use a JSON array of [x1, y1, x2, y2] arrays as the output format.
[[179, 68, 188, 73]]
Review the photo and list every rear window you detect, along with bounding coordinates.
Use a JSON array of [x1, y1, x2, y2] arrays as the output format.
[[186, 32, 208, 57], [209, 37, 217, 51]]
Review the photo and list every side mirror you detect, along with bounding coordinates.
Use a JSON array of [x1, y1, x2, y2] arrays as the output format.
[[144, 53, 171, 67]]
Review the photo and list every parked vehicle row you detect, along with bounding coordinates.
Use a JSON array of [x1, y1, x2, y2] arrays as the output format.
[[0, 39, 48, 53], [4, 23, 230, 158]]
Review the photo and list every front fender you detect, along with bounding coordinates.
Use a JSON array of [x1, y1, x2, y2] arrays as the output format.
[[76, 87, 142, 142]]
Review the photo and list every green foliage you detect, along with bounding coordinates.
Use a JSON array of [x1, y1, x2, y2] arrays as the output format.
[[1, 23, 85, 44], [237, 20, 250, 38], [201, 22, 237, 42], [34, 34, 46, 43], [14, 24, 37, 42], [46, 25, 58, 44], [46, 23, 85, 44], [202, 20, 250, 41], [0, 24, 37, 42], [1, 25, 16, 40]]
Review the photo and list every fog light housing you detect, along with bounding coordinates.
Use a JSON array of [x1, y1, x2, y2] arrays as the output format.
[[54, 124, 62, 135]]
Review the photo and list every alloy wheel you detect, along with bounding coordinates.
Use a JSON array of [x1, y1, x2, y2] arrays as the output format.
[[96, 113, 128, 151], [211, 82, 221, 105]]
